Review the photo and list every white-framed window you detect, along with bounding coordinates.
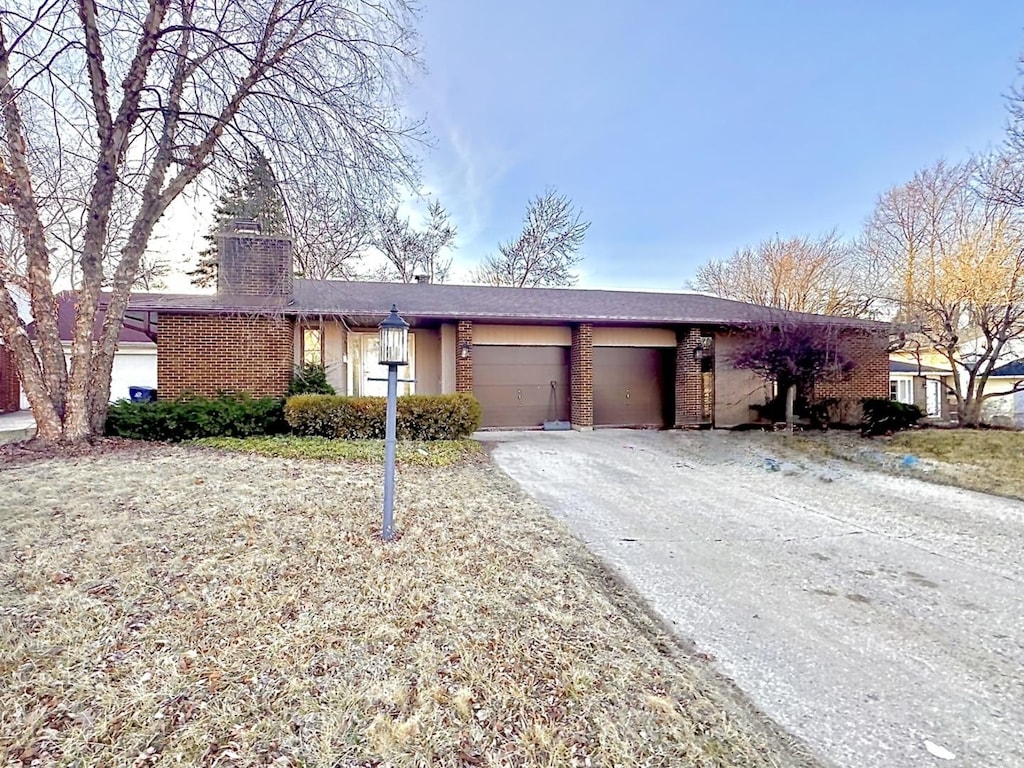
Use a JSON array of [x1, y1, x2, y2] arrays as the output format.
[[890, 377, 913, 405]]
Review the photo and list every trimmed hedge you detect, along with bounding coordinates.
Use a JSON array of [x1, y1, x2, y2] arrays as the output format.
[[860, 398, 923, 436], [105, 393, 288, 442], [285, 393, 482, 440]]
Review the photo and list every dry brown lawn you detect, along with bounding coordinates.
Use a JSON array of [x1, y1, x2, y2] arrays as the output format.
[[772, 428, 1024, 501], [1, 442, 816, 767]]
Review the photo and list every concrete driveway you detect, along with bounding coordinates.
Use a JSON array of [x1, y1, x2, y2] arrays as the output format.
[[486, 429, 1024, 768]]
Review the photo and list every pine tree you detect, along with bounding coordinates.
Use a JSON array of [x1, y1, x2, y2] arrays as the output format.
[[188, 150, 288, 287]]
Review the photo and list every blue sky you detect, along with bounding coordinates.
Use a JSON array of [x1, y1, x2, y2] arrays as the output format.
[[405, 1, 1024, 289]]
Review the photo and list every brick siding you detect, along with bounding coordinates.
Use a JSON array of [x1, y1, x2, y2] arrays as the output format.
[[157, 314, 294, 398], [216, 234, 293, 297], [570, 323, 594, 428], [456, 320, 473, 392], [813, 329, 891, 422], [675, 327, 704, 425], [0, 345, 19, 412]]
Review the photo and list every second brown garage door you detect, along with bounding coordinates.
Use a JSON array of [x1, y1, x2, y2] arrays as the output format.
[[473, 345, 570, 428], [594, 347, 670, 427]]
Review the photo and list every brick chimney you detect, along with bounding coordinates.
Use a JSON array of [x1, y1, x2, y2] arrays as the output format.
[[216, 219, 293, 297]]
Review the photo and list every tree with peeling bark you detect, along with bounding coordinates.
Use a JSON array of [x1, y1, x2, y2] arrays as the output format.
[[0, 0, 420, 443], [863, 157, 1024, 426], [473, 189, 590, 288], [691, 232, 879, 318]]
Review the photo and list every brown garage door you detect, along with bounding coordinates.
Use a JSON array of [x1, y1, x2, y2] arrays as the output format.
[[473, 345, 569, 428], [594, 347, 668, 427]]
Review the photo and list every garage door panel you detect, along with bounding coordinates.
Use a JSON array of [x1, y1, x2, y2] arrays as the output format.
[[594, 347, 666, 426], [473, 346, 569, 428]]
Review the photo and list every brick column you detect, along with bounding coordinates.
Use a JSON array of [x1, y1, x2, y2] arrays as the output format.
[[455, 320, 473, 393], [0, 345, 20, 413], [571, 323, 593, 429], [675, 327, 704, 426]]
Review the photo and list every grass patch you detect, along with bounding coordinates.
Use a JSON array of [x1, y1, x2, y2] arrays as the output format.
[[0, 447, 816, 767], [770, 428, 1024, 501], [887, 428, 1024, 500], [193, 435, 482, 467]]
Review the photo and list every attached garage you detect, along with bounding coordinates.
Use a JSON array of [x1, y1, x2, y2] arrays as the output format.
[[593, 347, 671, 427], [473, 345, 569, 428]]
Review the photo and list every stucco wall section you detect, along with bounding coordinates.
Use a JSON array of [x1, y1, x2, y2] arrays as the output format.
[[714, 331, 772, 427], [592, 327, 677, 347], [440, 324, 456, 394], [414, 329, 442, 394], [473, 324, 571, 346]]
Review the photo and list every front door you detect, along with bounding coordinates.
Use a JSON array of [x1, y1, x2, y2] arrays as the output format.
[[348, 333, 415, 397], [926, 379, 941, 417]]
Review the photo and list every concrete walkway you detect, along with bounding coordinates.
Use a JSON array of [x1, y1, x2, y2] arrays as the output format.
[[487, 428, 1024, 768], [0, 410, 36, 444]]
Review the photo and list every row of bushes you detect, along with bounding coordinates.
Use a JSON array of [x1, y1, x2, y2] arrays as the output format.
[[285, 394, 482, 440], [105, 392, 482, 442], [105, 393, 288, 441]]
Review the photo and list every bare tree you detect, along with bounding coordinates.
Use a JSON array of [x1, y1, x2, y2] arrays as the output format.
[[863, 157, 1024, 426], [375, 198, 456, 283], [692, 231, 878, 318], [733, 319, 855, 432], [289, 187, 373, 281], [0, 0, 421, 443], [473, 188, 590, 287]]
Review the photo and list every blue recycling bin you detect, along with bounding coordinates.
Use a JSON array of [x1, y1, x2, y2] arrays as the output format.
[[129, 386, 157, 402]]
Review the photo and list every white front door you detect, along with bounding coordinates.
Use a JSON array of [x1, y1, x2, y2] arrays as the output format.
[[926, 379, 941, 417]]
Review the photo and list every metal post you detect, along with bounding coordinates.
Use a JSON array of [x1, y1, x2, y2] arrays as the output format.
[[382, 362, 399, 541]]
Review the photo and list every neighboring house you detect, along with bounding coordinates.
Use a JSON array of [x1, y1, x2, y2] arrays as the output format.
[[15, 293, 158, 410], [888, 356, 957, 420], [983, 358, 1024, 428], [119, 226, 890, 430]]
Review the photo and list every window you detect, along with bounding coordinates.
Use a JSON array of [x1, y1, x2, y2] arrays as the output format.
[[890, 377, 913, 404], [302, 328, 324, 365]]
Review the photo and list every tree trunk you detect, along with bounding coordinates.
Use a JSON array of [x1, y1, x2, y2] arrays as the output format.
[[785, 383, 797, 435]]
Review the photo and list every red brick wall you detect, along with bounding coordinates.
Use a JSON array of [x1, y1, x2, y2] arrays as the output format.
[[157, 314, 294, 398], [570, 323, 593, 428], [813, 329, 891, 421], [0, 345, 20, 413], [456, 320, 473, 392], [216, 234, 293, 297], [675, 327, 704, 425]]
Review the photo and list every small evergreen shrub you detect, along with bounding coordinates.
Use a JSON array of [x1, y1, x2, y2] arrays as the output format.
[[287, 362, 335, 396], [860, 398, 924, 436], [105, 393, 287, 441], [285, 393, 482, 440]]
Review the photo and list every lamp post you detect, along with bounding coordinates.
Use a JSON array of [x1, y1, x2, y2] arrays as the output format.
[[378, 304, 409, 541]]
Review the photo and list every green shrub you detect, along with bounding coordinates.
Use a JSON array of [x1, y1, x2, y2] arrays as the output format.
[[285, 393, 482, 440], [287, 362, 335, 396], [860, 398, 924, 436], [105, 393, 288, 441]]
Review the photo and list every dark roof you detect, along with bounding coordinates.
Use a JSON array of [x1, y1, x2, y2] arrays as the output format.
[[30, 292, 155, 343], [991, 358, 1024, 377], [889, 360, 949, 374], [126, 281, 887, 330]]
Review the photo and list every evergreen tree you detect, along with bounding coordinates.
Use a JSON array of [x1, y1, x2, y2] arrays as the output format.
[[188, 150, 288, 287]]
